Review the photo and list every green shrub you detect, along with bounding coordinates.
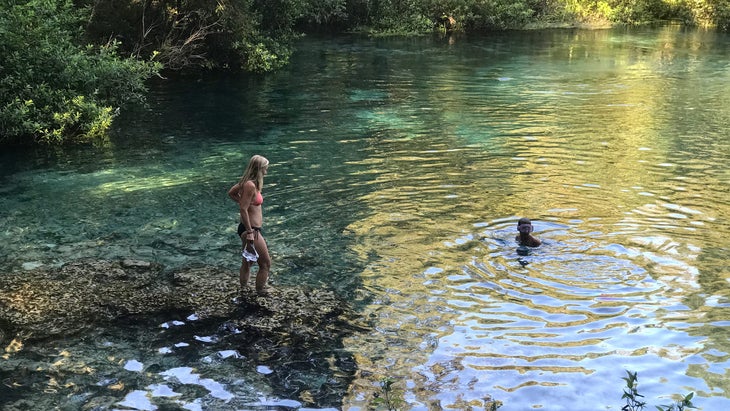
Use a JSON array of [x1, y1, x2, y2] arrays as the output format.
[[463, 0, 537, 30], [0, 0, 160, 145], [688, 0, 730, 28]]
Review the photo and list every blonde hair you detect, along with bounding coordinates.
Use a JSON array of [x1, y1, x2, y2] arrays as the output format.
[[239, 155, 269, 190]]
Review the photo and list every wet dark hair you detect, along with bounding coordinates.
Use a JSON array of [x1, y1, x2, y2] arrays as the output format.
[[517, 218, 533, 233]]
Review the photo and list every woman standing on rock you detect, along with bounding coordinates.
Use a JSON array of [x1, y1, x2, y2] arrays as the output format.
[[228, 155, 271, 294]]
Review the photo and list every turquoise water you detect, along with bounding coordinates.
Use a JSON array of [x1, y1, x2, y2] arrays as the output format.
[[2, 26, 730, 409]]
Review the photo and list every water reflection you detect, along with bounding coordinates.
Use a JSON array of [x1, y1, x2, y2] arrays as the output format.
[[347, 212, 728, 408], [1, 26, 730, 410], [336, 27, 729, 409]]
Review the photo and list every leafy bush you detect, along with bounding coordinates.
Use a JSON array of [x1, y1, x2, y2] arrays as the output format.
[[687, 0, 730, 28], [557, 0, 730, 27], [0, 0, 160, 145], [462, 0, 538, 30], [346, 0, 543, 34], [84, 0, 298, 72]]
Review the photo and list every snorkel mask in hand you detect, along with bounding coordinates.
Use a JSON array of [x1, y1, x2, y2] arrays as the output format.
[[242, 241, 259, 262]]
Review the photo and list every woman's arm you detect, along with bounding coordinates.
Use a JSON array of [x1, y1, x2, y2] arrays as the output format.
[[227, 183, 241, 202], [237, 181, 257, 235]]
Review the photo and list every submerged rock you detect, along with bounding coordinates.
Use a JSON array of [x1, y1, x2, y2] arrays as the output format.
[[0, 259, 359, 343], [0, 259, 365, 410]]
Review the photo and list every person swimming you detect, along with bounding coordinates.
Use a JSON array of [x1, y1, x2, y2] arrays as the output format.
[[515, 217, 541, 247]]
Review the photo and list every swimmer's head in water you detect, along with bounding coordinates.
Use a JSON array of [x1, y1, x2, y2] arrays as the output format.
[[517, 217, 533, 234]]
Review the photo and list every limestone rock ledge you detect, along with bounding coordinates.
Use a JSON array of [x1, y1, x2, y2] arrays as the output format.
[[0, 259, 360, 343]]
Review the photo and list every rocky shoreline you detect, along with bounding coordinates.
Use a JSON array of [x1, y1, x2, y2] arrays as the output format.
[[0, 259, 365, 409], [0, 259, 361, 343]]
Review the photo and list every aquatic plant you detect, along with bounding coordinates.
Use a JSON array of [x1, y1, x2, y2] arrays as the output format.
[[622, 370, 697, 411], [622, 370, 647, 411], [370, 376, 501, 411], [371, 377, 405, 411], [656, 392, 696, 411]]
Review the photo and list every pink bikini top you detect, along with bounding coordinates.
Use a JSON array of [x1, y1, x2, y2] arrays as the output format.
[[252, 191, 263, 206]]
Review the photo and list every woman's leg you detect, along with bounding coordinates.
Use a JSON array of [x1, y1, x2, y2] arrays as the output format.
[[253, 234, 271, 293], [240, 238, 251, 289]]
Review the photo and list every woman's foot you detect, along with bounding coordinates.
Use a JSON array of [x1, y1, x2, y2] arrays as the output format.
[[255, 285, 276, 296]]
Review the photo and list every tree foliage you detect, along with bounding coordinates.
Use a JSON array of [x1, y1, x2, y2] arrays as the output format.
[[83, 0, 304, 72], [0, 0, 160, 145], [559, 0, 730, 26]]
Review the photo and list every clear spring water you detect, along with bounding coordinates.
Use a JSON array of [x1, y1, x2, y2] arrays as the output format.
[[1, 25, 729, 410]]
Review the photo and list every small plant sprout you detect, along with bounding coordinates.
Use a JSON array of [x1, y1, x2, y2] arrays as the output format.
[[622, 370, 647, 411], [371, 376, 405, 411], [656, 392, 697, 411], [621, 370, 697, 411]]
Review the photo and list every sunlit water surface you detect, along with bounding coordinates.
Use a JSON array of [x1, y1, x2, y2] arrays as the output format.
[[1, 26, 730, 410]]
